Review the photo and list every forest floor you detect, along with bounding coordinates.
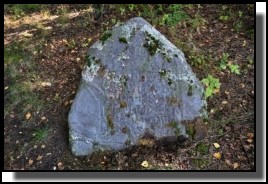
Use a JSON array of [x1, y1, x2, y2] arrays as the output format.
[[4, 4, 255, 170]]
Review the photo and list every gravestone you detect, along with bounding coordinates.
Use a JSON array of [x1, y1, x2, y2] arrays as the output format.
[[68, 17, 207, 156]]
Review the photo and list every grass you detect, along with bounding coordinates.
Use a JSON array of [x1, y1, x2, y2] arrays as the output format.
[[33, 127, 49, 143], [4, 39, 46, 118], [5, 4, 42, 19]]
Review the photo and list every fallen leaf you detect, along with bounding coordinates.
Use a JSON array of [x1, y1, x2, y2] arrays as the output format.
[[64, 101, 69, 106], [36, 155, 43, 161], [247, 139, 253, 143], [4, 86, 9, 90], [213, 143, 220, 148], [29, 159, 33, 165], [57, 162, 64, 170], [213, 88, 220, 93], [213, 152, 221, 159], [41, 82, 51, 87], [141, 161, 149, 168], [247, 133, 254, 139], [225, 159, 231, 165], [221, 101, 228, 105], [25, 112, 31, 120], [224, 90, 230, 95], [233, 163, 239, 169]]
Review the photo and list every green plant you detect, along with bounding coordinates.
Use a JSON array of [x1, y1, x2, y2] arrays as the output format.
[[188, 14, 207, 30], [128, 4, 137, 12], [160, 4, 189, 26], [7, 4, 42, 18], [201, 74, 221, 99], [238, 10, 243, 17], [196, 143, 209, 155], [219, 53, 240, 74], [100, 31, 112, 44], [219, 15, 229, 21], [111, 18, 117, 24], [228, 64, 240, 74], [247, 56, 254, 65], [66, 39, 76, 49], [219, 53, 229, 70], [119, 6, 125, 15], [33, 128, 49, 143], [189, 54, 206, 66], [233, 21, 243, 32]]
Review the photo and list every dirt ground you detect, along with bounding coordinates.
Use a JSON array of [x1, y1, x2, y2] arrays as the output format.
[[4, 4, 255, 170]]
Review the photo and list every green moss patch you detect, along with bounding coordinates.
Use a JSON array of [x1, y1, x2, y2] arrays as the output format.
[[143, 31, 162, 56], [167, 121, 181, 136], [119, 37, 128, 44], [120, 101, 127, 108], [100, 31, 112, 44]]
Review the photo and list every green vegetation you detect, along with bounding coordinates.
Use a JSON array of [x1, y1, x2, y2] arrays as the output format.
[[219, 53, 229, 70], [100, 31, 112, 44], [186, 124, 196, 140], [143, 31, 161, 56], [219, 53, 240, 74], [160, 4, 188, 26], [196, 143, 209, 155], [219, 15, 229, 22], [167, 121, 181, 136], [201, 74, 221, 99], [119, 37, 128, 44], [189, 54, 206, 67], [228, 64, 240, 74], [5, 4, 42, 18], [33, 128, 49, 143]]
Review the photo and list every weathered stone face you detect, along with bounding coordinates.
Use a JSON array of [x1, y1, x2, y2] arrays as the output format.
[[68, 17, 207, 156]]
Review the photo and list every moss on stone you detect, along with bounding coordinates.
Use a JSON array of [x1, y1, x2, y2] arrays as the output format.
[[97, 65, 106, 77], [106, 111, 114, 132], [167, 121, 180, 136], [159, 69, 168, 78], [119, 37, 128, 44], [167, 96, 180, 106], [120, 101, 127, 108], [187, 84, 193, 96], [143, 31, 162, 56], [100, 31, 112, 44]]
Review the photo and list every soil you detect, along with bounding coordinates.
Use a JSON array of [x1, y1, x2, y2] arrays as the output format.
[[4, 4, 254, 170]]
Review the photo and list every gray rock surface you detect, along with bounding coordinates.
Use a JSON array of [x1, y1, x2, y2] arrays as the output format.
[[68, 17, 207, 156]]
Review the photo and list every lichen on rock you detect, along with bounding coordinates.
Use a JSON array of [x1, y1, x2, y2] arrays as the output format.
[[68, 17, 207, 156]]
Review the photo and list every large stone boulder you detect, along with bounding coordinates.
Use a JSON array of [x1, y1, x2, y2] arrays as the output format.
[[68, 17, 207, 156]]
